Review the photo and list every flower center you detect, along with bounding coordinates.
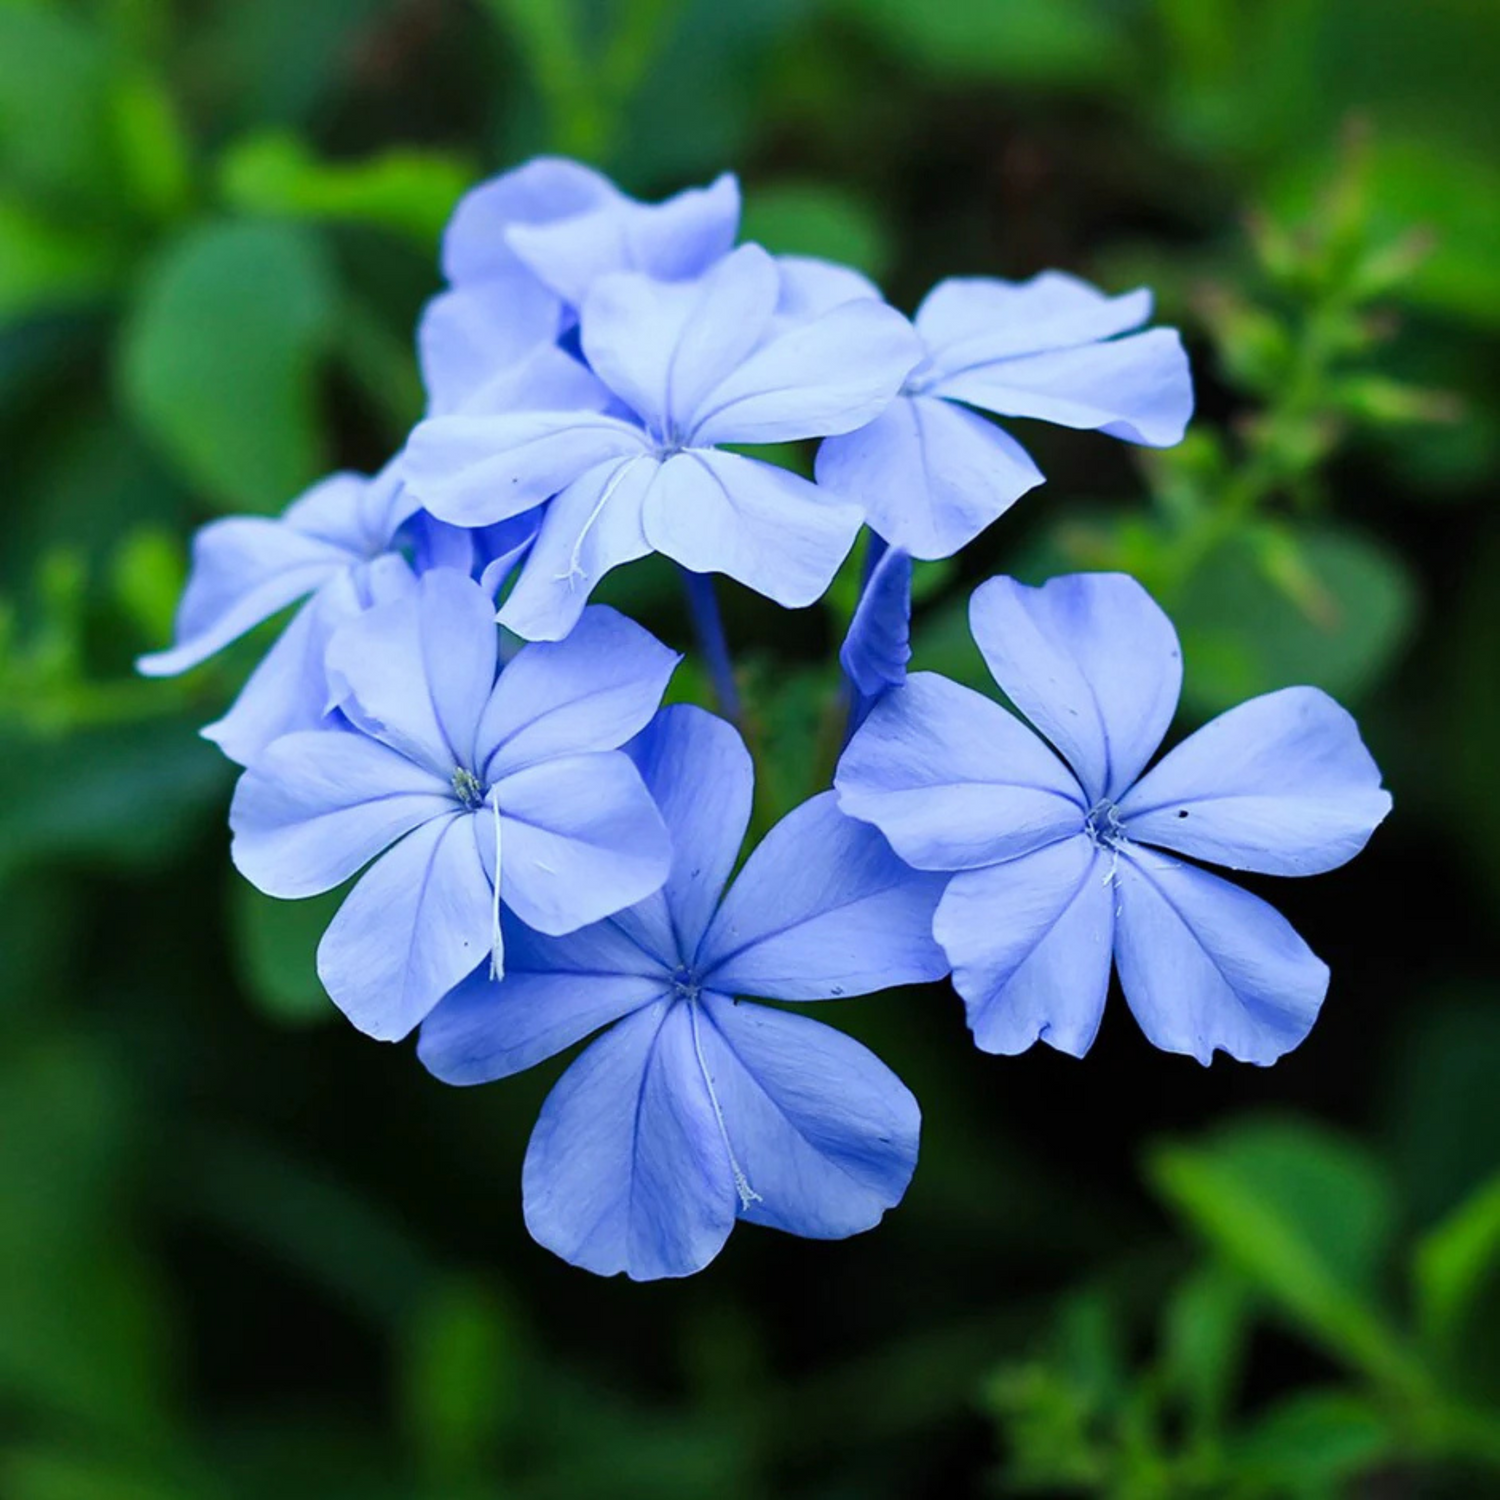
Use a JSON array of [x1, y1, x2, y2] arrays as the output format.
[[1084, 798, 1127, 850], [671, 965, 702, 1003], [451, 766, 489, 812]]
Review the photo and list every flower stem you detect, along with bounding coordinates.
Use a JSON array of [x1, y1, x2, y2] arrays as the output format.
[[679, 567, 741, 723]]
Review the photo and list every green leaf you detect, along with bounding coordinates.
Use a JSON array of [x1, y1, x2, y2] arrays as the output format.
[[826, 0, 1126, 86], [219, 132, 472, 247], [229, 880, 340, 1027], [741, 181, 895, 281], [1146, 1119, 1418, 1390], [0, 196, 119, 319], [1414, 1171, 1500, 1398], [1174, 523, 1418, 716], [1233, 1389, 1394, 1495], [119, 219, 336, 512], [1159, 1264, 1253, 1437]]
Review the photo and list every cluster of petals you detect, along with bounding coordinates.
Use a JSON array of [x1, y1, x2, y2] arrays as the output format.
[[133, 155, 1393, 1281]]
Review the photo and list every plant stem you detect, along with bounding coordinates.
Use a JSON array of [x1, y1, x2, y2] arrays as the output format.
[[679, 567, 741, 723]]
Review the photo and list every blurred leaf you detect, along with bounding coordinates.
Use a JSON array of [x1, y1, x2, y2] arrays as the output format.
[[1415, 1171, 1500, 1398], [741, 180, 894, 280], [229, 880, 341, 1027], [120, 219, 336, 511], [219, 133, 471, 246], [0, 719, 229, 879], [827, 0, 1126, 86], [0, 1451, 199, 1500], [1174, 523, 1417, 716], [1159, 1264, 1253, 1437], [1146, 1119, 1416, 1389], [110, 526, 186, 645], [1232, 1388, 1394, 1494], [0, 196, 118, 318], [400, 1275, 520, 1485], [110, 70, 194, 222]]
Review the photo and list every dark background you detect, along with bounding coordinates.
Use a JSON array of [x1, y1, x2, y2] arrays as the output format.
[[2, 1, 1499, 1496]]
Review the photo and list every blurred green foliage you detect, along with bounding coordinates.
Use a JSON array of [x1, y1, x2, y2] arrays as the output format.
[[1, 0, 1497, 1495]]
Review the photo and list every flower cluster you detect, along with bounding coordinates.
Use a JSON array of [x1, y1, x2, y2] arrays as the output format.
[[144, 158, 1390, 1280]]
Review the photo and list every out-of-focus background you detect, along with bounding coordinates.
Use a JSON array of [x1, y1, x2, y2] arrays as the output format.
[[2, 1, 1498, 1495]]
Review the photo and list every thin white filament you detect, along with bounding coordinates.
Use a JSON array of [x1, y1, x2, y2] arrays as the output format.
[[488, 789, 503, 980], [687, 998, 761, 1211], [557, 458, 638, 588]]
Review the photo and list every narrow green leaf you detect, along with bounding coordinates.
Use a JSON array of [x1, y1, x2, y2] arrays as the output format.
[[1415, 1172, 1500, 1359]]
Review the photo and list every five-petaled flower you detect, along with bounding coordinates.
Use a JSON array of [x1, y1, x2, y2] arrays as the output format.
[[418, 704, 949, 1279], [229, 569, 677, 1041], [836, 571, 1392, 1065]]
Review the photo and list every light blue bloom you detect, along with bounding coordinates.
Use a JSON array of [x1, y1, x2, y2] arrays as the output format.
[[840, 544, 913, 728], [420, 158, 740, 414], [836, 571, 1392, 1066], [418, 704, 949, 1280], [816, 273, 1194, 559], [402, 243, 924, 640], [229, 570, 677, 1041]]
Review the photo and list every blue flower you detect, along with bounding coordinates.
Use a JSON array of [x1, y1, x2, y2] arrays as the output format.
[[402, 243, 924, 640], [835, 571, 1392, 1066], [840, 544, 913, 729], [418, 704, 950, 1280], [420, 158, 740, 414], [229, 570, 677, 1041], [816, 273, 1194, 559]]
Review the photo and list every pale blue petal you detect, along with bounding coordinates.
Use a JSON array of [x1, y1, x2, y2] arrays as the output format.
[[417, 277, 564, 416], [628, 704, 753, 960], [815, 395, 1042, 560], [441, 156, 616, 286], [933, 835, 1115, 1057], [969, 573, 1183, 804], [840, 545, 911, 699], [929, 329, 1193, 447], [1113, 850, 1328, 1066], [491, 752, 670, 936], [915, 272, 1153, 367], [698, 791, 949, 1000], [474, 511, 543, 597], [316, 811, 493, 1041], [229, 730, 450, 898], [509, 172, 741, 309], [522, 999, 737, 1280], [417, 917, 669, 1085], [687, 298, 923, 447], [479, 606, 679, 778], [401, 410, 649, 529], [698, 994, 920, 1237], [136, 509, 354, 676], [325, 569, 498, 775], [835, 673, 1085, 871], [579, 244, 780, 433], [774, 256, 881, 319], [642, 449, 861, 609], [1119, 686, 1392, 876], [497, 455, 661, 642]]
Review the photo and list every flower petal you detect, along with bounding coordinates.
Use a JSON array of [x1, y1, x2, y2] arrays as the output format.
[[1113, 849, 1328, 1065], [969, 572, 1183, 804], [687, 297, 923, 447], [840, 545, 912, 700], [522, 999, 737, 1280], [835, 672, 1085, 871], [642, 449, 861, 609], [698, 993, 920, 1237], [930, 328, 1193, 448], [479, 606, 678, 779], [510, 172, 741, 309], [628, 704, 754, 962], [698, 791, 949, 1000], [496, 455, 661, 642], [417, 277, 564, 415], [417, 916, 670, 1085], [136, 506, 355, 676], [934, 836, 1115, 1057], [815, 394, 1042, 560], [915, 272, 1153, 367], [774, 255, 880, 319], [1118, 686, 1393, 876], [230, 729, 450, 898], [493, 751, 671, 936], [325, 569, 498, 775], [317, 811, 493, 1041], [401, 409, 648, 529], [441, 156, 617, 286]]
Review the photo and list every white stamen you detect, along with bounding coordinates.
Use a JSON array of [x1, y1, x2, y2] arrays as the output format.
[[556, 460, 636, 588], [488, 789, 503, 980], [686, 996, 761, 1211]]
